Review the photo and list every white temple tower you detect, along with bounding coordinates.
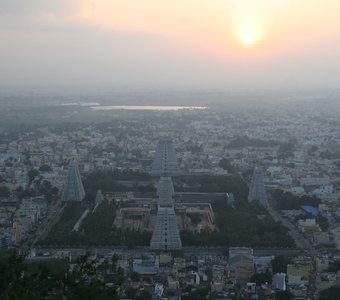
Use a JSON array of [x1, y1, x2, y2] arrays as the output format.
[[62, 159, 85, 202], [150, 140, 182, 250], [151, 139, 179, 177], [248, 166, 268, 206]]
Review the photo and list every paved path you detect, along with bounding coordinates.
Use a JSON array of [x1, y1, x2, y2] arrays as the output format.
[[267, 200, 318, 299], [19, 201, 65, 254]]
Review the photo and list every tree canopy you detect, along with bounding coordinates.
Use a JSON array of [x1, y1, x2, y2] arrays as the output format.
[[0, 251, 120, 300]]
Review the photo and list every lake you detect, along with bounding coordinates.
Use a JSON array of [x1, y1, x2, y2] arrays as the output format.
[[90, 105, 208, 111]]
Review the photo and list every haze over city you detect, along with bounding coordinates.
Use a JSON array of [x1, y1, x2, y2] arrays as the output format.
[[1, 0, 340, 89], [1, 1, 340, 300]]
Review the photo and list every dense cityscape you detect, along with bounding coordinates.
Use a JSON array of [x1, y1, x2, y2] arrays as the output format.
[[1, 96, 340, 299], [2, 0, 340, 299]]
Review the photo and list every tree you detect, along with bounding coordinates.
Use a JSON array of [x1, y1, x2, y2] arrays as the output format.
[[137, 291, 152, 300], [5, 161, 13, 167], [63, 254, 118, 300], [317, 216, 329, 231], [182, 288, 209, 300], [0, 251, 120, 300], [44, 186, 59, 202], [27, 169, 40, 184], [131, 272, 140, 282], [275, 290, 294, 300], [0, 251, 27, 299], [125, 287, 138, 299], [327, 260, 340, 272], [318, 286, 340, 300], [39, 164, 52, 172], [39, 180, 52, 194], [250, 271, 272, 285], [180, 198, 295, 248], [187, 213, 202, 225], [219, 158, 235, 173], [272, 189, 320, 210], [15, 186, 25, 200], [0, 186, 10, 197], [272, 256, 291, 274], [0, 251, 61, 300]]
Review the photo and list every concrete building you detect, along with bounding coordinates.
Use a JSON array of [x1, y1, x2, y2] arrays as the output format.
[[211, 264, 226, 292], [272, 273, 286, 291], [228, 247, 254, 282], [287, 264, 310, 285]]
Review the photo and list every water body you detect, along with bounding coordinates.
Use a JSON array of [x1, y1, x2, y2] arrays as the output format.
[[61, 102, 100, 106], [90, 105, 208, 111]]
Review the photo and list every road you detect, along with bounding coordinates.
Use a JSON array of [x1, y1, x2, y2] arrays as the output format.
[[267, 200, 318, 299], [19, 200, 65, 254], [267, 202, 317, 256]]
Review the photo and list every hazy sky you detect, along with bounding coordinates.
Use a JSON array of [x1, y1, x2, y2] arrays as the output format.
[[1, 0, 340, 89]]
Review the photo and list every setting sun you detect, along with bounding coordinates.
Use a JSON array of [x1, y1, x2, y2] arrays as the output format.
[[242, 35, 255, 46], [235, 19, 262, 48]]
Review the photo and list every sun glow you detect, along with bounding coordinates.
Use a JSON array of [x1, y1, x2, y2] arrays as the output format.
[[242, 35, 254, 46], [236, 20, 262, 48]]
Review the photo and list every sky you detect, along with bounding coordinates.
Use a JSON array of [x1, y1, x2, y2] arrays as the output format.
[[1, 0, 340, 90]]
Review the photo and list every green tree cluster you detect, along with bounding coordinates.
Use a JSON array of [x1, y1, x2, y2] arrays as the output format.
[[275, 290, 294, 300], [0, 185, 10, 197], [317, 286, 340, 300], [83, 170, 155, 195], [0, 251, 120, 300], [175, 174, 248, 200], [272, 190, 320, 210], [182, 287, 209, 300], [219, 158, 236, 173], [80, 200, 120, 245], [40, 203, 85, 245], [40, 200, 151, 247], [27, 169, 40, 184], [181, 200, 295, 247], [250, 271, 272, 285], [327, 260, 340, 272], [272, 255, 291, 273], [39, 164, 52, 172], [86, 169, 152, 184]]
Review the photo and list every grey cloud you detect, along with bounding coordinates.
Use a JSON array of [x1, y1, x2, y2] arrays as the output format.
[[0, 1, 339, 89], [0, 0, 79, 15]]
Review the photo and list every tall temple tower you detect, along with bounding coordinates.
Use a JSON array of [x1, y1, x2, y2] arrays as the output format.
[[62, 159, 85, 202], [150, 207, 182, 250], [95, 189, 104, 205], [151, 139, 179, 177], [150, 139, 182, 251], [92, 189, 104, 213], [248, 166, 268, 206], [150, 176, 182, 250], [157, 176, 175, 207]]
